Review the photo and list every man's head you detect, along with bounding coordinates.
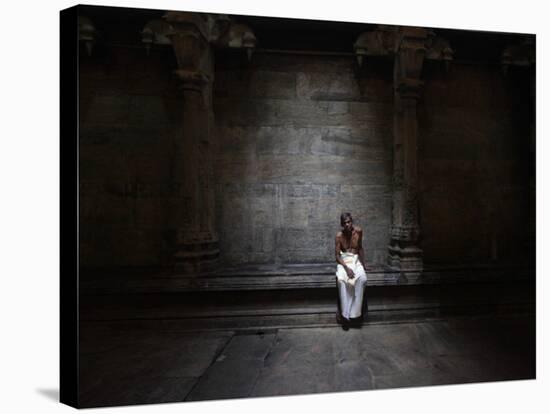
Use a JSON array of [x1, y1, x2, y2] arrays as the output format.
[[340, 212, 353, 232]]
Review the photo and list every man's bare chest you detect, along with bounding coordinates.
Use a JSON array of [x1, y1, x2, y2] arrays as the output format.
[[340, 231, 359, 251]]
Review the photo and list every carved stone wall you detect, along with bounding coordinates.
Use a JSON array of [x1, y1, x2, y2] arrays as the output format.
[[213, 53, 394, 265], [77, 8, 534, 269]]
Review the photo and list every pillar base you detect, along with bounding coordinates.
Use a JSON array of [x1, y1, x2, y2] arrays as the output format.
[[388, 226, 423, 271], [387, 243, 423, 271], [174, 239, 220, 276]]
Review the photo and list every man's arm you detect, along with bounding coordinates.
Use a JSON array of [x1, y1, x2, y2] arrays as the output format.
[[335, 234, 355, 278], [358, 229, 366, 269], [335, 234, 346, 266]]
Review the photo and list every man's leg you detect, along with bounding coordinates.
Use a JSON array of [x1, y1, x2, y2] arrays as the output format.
[[348, 270, 367, 319], [336, 265, 351, 321], [335, 277, 344, 324], [337, 279, 353, 319]]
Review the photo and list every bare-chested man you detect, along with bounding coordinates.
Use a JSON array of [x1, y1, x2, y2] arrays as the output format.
[[335, 212, 367, 328]]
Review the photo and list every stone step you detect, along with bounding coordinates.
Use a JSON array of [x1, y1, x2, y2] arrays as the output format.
[[79, 264, 534, 331], [80, 278, 534, 332], [80, 263, 532, 294], [81, 302, 534, 333]]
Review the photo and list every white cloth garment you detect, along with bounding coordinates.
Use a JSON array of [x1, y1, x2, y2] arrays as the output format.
[[336, 252, 367, 319]]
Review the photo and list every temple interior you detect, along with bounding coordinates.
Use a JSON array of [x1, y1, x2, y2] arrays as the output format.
[[74, 5, 535, 408]]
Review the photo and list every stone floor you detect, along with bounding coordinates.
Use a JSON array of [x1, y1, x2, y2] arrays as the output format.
[[78, 314, 535, 408]]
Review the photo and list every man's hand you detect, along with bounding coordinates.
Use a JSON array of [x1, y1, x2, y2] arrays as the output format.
[[345, 266, 355, 279]]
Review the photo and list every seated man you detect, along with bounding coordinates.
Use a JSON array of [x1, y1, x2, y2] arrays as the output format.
[[335, 212, 368, 328]]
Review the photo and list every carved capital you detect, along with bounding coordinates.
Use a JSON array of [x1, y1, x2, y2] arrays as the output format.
[[217, 22, 258, 61], [156, 12, 214, 91], [144, 12, 258, 66], [355, 26, 446, 70], [164, 14, 208, 69], [164, 11, 209, 40], [205, 14, 232, 43], [425, 31, 454, 62], [78, 15, 97, 56], [354, 25, 398, 66], [141, 18, 172, 55], [142, 13, 232, 48], [501, 37, 535, 74], [395, 27, 429, 82]]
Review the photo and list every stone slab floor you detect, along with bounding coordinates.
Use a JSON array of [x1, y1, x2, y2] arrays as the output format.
[[79, 315, 535, 408]]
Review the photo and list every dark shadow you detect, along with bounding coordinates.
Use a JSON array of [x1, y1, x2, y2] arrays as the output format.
[[36, 388, 59, 402]]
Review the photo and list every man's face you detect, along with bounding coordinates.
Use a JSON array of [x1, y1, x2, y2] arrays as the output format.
[[343, 217, 353, 232]]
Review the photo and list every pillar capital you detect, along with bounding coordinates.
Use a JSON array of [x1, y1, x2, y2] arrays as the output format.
[[394, 26, 429, 90], [501, 37, 535, 75], [353, 25, 397, 66], [425, 31, 454, 62], [78, 15, 97, 56], [163, 11, 210, 41], [162, 12, 213, 90]]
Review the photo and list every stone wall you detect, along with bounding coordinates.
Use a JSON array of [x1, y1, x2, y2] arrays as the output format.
[[213, 53, 394, 265], [78, 44, 533, 268], [79, 46, 180, 267], [418, 62, 534, 264]]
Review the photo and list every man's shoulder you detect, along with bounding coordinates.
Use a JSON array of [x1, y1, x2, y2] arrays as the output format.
[[354, 226, 363, 233], [336, 231, 343, 238]]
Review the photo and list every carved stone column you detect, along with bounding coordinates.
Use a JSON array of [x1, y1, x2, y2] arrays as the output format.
[[387, 27, 428, 271], [165, 12, 219, 275]]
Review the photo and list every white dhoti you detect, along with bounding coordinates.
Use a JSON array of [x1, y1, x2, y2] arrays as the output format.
[[336, 252, 367, 319]]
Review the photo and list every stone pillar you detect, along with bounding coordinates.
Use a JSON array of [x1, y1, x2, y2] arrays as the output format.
[[165, 12, 219, 275], [387, 27, 428, 271]]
